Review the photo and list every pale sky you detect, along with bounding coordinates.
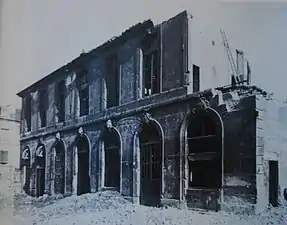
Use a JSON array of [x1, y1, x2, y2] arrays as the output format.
[[0, 0, 286, 108]]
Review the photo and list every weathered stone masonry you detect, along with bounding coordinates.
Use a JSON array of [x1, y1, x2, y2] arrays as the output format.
[[17, 10, 287, 214]]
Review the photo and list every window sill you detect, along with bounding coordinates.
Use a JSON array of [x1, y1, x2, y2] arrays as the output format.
[[101, 186, 117, 191], [186, 187, 220, 195], [186, 187, 220, 192], [23, 131, 32, 136], [77, 115, 89, 123], [38, 127, 46, 132], [138, 86, 187, 101], [187, 152, 217, 161], [55, 122, 64, 129]]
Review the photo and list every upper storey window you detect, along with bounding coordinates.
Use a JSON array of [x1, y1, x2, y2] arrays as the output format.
[[141, 30, 160, 97], [24, 95, 32, 132], [77, 70, 89, 116], [105, 54, 120, 108], [193, 65, 200, 93], [39, 88, 48, 127], [56, 80, 66, 122]]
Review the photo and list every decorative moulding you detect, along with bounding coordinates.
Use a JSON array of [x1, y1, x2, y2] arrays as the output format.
[[36, 145, 44, 158], [189, 97, 210, 113], [105, 119, 113, 130], [78, 127, 84, 135], [142, 112, 152, 124], [21, 147, 30, 160], [56, 132, 61, 140]]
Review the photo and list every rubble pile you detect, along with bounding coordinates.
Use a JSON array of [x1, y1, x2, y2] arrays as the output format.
[[7, 191, 287, 225]]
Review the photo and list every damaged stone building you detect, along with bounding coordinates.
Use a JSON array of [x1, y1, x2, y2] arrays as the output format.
[[17, 10, 287, 213]]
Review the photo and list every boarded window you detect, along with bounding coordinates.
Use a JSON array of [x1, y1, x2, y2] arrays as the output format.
[[0, 150, 8, 164], [56, 80, 65, 122], [77, 72, 89, 116], [105, 54, 119, 108], [193, 65, 200, 92], [39, 89, 48, 127]]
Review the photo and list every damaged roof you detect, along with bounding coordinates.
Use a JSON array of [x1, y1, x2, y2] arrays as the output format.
[[16, 19, 154, 97], [16, 10, 191, 98]]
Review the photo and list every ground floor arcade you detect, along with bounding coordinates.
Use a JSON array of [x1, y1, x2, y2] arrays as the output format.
[[19, 91, 285, 213]]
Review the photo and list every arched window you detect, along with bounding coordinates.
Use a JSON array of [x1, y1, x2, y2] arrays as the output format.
[[21, 146, 31, 195], [76, 134, 90, 195], [35, 143, 46, 197], [139, 122, 162, 206], [54, 140, 65, 195], [103, 130, 121, 191], [187, 110, 222, 189]]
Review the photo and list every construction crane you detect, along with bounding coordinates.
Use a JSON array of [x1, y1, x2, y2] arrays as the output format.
[[220, 29, 241, 85]]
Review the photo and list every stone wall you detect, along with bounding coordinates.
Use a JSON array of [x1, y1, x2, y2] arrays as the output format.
[[19, 86, 266, 213], [255, 95, 287, 213], [19, 95, 188, 203], [220, 94, 257, 213]]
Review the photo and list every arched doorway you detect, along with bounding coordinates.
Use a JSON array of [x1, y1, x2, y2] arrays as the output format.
[[21, 146, 31, 195], [35, 143, 46, 197], [76, 134, 90, 195], [139, 122, 162, 206], [103, 130, 121, 191], [186, 109, 222, 211], [54, 140, 65, 195]]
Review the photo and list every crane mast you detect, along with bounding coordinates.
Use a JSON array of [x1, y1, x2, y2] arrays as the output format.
[[220, 29, 240, 85]]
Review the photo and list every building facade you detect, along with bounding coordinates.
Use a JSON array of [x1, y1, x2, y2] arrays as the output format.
[[0, 105, 21, 199], [0, 105, 21, 167], [16, 11, 287, 213]]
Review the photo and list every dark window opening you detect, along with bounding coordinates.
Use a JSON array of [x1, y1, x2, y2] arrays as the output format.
[[39, 89, 48, 127], [139, 123, 162, 207], [105, 54, 119, 108], [141, 31, 160, 97], [187, 112, 221, 189], [0, 150, 8, 164], [77, 71, 89, 116], [189, 160, 221, 188], [187, 113, 217, 146], [76, 135, 90, 195], [56, 80, 65, 122], [143, 51, 160, 96], [193, 65, 200, 92], [21, 147, 31, 195], [269, 160, 279, 207], [104, 131, 120, 190], [24, 95, 32, 131], [35, 144, 46, 197], [23, 166, 31, 195], [54, 141, 65, 195]]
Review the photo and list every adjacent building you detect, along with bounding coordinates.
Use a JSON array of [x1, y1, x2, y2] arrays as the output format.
[[16, 10, 287, 213], [0, 105, 21, 199], [0, 105, 21, 167]]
